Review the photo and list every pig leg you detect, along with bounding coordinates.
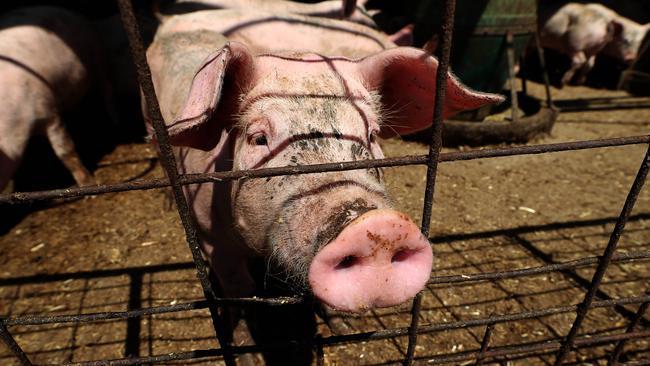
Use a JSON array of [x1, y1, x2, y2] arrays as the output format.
[[0, 149, 17, 193], [562, 51, 587, 85], [575, 53, 597, 85], [209, 244, 265, 365], [44, 115, 95, 187], [0, 117, 32, 192]]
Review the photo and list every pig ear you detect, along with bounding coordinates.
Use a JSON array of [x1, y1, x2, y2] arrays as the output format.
[[358, 47, 504, 137], [610, 20, 624, 38], [167, 42, 255, 150]]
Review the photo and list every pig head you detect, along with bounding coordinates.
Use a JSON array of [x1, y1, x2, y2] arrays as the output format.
[[602, 19, 650, 63], [153, 43, 504, 312], [147, 32, 502, 312]]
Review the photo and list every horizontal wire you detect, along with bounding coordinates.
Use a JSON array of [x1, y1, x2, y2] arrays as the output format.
[[1, 135, 648, 205]]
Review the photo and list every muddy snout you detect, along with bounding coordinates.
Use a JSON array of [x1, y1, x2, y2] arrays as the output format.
[[308, 209, 433, 313]]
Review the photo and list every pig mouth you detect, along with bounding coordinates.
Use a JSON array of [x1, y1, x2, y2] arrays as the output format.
[[265, 180, 387, 290]]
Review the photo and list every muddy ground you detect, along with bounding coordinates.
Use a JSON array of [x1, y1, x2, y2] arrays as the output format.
[[1, 81, 649, 365]]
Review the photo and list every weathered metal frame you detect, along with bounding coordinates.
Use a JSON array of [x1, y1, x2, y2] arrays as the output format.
[[1, 0, 649, 365]]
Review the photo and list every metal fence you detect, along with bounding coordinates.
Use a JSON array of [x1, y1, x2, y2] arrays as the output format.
[[1, 0, 649, 365]]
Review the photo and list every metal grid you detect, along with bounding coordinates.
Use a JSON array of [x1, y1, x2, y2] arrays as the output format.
[[1, 0, 649, 365]]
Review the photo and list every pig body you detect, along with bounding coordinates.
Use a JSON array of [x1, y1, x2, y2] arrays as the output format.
[[538, 3, 650, 85], [159, 0, 375, 28], [145, 8, 501, 362], [0, 7, 100, 191]]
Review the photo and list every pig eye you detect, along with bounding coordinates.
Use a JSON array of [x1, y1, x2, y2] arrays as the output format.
[[369, 130, 378, 143], [249, 133, 268, 146]]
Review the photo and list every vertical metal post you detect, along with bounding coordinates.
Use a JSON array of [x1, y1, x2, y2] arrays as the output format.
[[553, 144, 650, 366], [404, 0, 457, 365], [0, 322, 33, 366], [475, 323, 494, 366], [506, 31, 519, 124], [125, 272, 143, 358], [520, 37, 528, 97], [609, 292, 650, 366], [115, 1, 236, 365], [534, 32, 553, 108], [315, 334, 325, 366]]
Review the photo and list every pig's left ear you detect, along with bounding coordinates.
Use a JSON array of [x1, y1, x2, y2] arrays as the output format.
[[358, 47, 504, 137], [167, 42, 255, 150]]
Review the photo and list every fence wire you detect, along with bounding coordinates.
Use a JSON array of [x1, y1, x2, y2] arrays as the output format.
[[1, 0, 649, 365]]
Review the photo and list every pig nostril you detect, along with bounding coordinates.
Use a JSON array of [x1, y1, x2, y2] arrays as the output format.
[[392, 249, 416, 263], [335, 255, 358, 270]]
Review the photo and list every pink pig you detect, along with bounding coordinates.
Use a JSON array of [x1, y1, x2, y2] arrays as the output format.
[[538, 3, 649, 86], [158, 0, 375, 28], [145, 4, 501, 329], [0, 7, 102, 191]]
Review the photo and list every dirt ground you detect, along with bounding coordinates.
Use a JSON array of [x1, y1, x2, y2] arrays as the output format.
[[1, 81, 649, 366]]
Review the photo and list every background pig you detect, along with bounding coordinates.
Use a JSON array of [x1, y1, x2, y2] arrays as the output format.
[[145, 7, 502, 364], [599, 11, 650, 64], [538, 2, 649, 86], [0, 7, 103, 192], [538, 3, 620, 85]]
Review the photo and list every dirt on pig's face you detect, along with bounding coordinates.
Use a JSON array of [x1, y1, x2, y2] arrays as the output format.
[[229, 54, 392, 288]]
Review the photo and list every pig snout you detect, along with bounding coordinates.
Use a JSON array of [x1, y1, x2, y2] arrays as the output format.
[[308, 209, 432, 313]]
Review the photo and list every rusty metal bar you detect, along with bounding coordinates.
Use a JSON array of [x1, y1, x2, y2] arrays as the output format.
[[555, 98, 650, 113], [3, 295, 650, 365], [553, 143, 650, 366], [54, 327, 650, 366], [114, 1, 235, 365], [417, 330, 650, 365], [406, 0, 458, 364], [475, 323, 494, 366], [506, 31, 519, 124], [609, 292, 650, 366], [2, 252, 647, 328], [315, 334, 325, 366], [60, 349, 223, 366], [428, 250, 650, 285], [534, 31, 554, 107], [2, 134, 649, 205], [2, 296, 300, 326], [0, 321, 33, 366], [415, 295, 650, 335], [2, 301, 208, 326], [520, 45, 528, 97]]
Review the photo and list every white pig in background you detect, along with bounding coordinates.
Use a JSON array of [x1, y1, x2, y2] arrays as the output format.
[[144, 2, 503, 363], [538, 2, 650, 86], [0, 7, 108, 191]]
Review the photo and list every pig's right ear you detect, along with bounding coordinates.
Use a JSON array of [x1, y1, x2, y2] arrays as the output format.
[[167, 42, 255, 150]]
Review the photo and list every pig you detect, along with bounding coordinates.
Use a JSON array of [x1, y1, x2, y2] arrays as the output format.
[[598, 10, 650, 64], [154, 0, 419, 47], [0, 7, 101, 191], [157, 0, 373, 28], [538, 3, 649, 86], [144, 6, 502, 363]]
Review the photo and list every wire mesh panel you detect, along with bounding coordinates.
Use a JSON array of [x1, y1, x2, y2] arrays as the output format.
[[0, 0, 649, 365]]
